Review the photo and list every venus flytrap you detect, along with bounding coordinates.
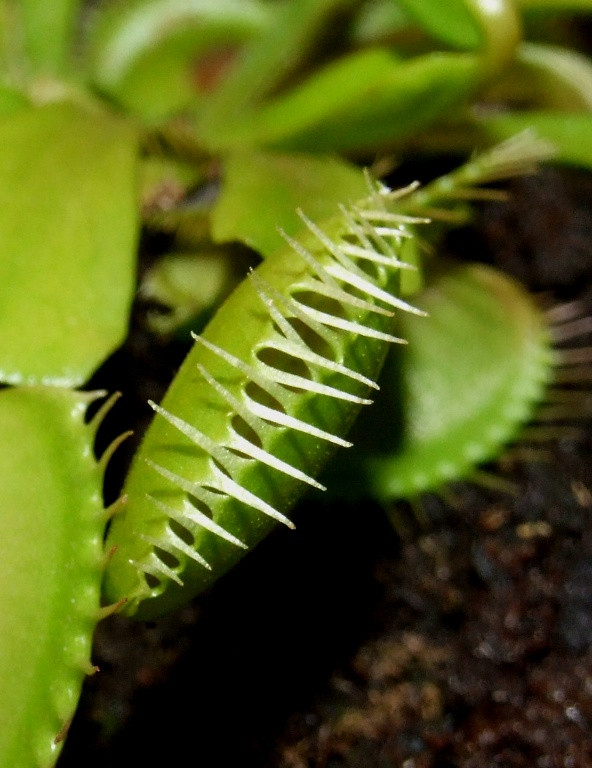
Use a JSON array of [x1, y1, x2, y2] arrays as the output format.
[[0, 387, 126, 768], [102, 133, 558, 620], [323, 261, 558, 502], [2, 0, 592, 762], [137, 134, 560, 519], [104, 179, 427, 618], [0, 135, 565, 761]]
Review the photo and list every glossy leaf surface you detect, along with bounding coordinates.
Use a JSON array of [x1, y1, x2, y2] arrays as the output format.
[[0, 102, 139, 386], [325, 263, 555, 500], [212, 49, 480, 153], [105, 181, 421, 618], [396, 0, 482, 48], [196, 0, 355, 144], [211, 150, 368, 257], [6, 0, 81, 73], [87, 0, 271, 120], [0, 387, 107, 767]]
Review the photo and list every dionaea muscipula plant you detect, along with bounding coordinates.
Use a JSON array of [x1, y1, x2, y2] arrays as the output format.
[[0, 134, 559, 765], [323, 261, 558, 503], [104, 176, 427, 618], [0, 387, 126, 767], [103, 133, 558, 619]]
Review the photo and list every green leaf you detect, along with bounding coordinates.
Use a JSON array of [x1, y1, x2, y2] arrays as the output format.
[[396, 0, 522, 72], [196, 0, 355, 144], [323, 263, 554, 500], [0, 82, 29, 116], [206, 48, 481, 153], [0, 102, 139, 386], [350, 0, 414, 47], [396, 0, 482, 48], [0, 387, 108, 766], [211, 150, 368, 257], [87, 0, 272, 121], [104, 179, 421, 618], [475, 111, 592, 170], [10, 0, 82, 73], [484, 42, 592, 111], [140, 249, 241, 335]]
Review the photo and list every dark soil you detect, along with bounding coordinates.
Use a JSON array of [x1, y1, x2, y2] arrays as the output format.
[[58, 166, 592, 767]]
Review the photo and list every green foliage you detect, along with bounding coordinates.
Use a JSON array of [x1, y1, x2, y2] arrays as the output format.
[[0, 102, 139, 386], [325, 262, 556, 500], [215, 49, 481, 153], [211, 150, 368, 256], [6, 0, 82, 74], [86, 0, 272, 120], [0, 0, 591, 761], [0, 387, 109, 767], [105, 178, 423, 617]]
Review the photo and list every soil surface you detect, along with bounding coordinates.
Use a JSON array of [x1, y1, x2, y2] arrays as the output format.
[[58, 166, 592, 767]]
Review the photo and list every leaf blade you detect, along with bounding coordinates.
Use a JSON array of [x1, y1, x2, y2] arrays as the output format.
[[0, 102, 139, 386]]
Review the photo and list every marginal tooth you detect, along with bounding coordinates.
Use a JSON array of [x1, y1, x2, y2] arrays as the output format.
[[229, 432, 326, 491], [251, 271, 380, 362], [249, 272, 339, 349], [191, 333, 289, 407], [325, 263, 427, 316], [210, 462, 295, 528], [340, 203, 381, 251], [373, 225, 416, 238], [294, 303, 407, 342], [146, 458, 210, 497], [140, 526, 211, 569], [195, 362, 263, 439], [102, 544, 119, 568], [146, 459, 294, 530], [382, 179, 422, 200], [299, 276, 394, 317], [554, 365, 592, 384], [546, 299, 587, 325], [98, 429, 134, 472], [558, 347, 592, 365], [148, 400, 231, 471], [357, 208, 431, 225], [255, 353, 372, 404], [133, 554, 183, 586], [147, 459, 243, 526], [97, 598, 129, 620], [103, 494, 128, 522], [338, 240, 414, 268], [546, 389, 592, 404], [139, 534, 187, 584], [247, 400, 353, 448], [296, 209, 373, 276], [297, 208, 407, 285], [550, 315, 592, 343], [250, 272, 303, 345], [150, 561, 182, 587], [363, 169, 421, 204], [253, 280, 376, 396], [253, 278, 375, 386], [341, 203, 407, 254], [147, 494, 246, 549], [362, 167, 383, 198], [266, 336, 379, 389], [88, 391, 121, 435], [278, 229, 342, 292]]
